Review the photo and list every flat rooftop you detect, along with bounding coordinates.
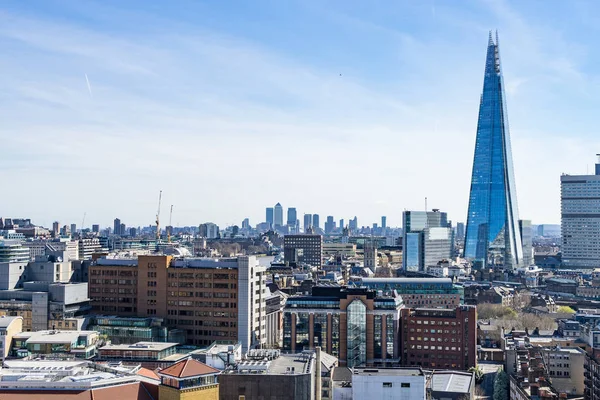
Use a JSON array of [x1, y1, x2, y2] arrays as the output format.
[[99, 341, 178, 352], [431, 371, 473, 393], [15, 330, 96, 344], [353, 367, 424, 376]]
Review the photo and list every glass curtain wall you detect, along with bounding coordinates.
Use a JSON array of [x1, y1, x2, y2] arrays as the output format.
[[347, 300, 366, 367]]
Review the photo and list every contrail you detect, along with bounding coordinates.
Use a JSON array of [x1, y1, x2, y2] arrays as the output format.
[[85, 73, 93, 97]]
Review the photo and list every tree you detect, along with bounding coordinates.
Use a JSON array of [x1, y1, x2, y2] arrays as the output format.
[[469, 366, 484, 383], [493, 367, 509, 400], [557, 305, 576, 314], [478, 303, 517, 320]]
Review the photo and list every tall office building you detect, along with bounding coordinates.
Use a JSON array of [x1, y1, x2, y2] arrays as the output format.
[[274, 203, 283, 227], [52, 222, 60, 237], [561, 156, 600, 268], [266, 207, 274, 228], [90, 255, 266, 352], [381, 216, 387, 230], [199, 222, 219, 239], [519, 220, 533, 267], [70, 224, 77, 236], [403, 210, 453, 272], [92, 224, 100, 233], [303, 214, 312, 232], [465, 32, 523, 270], [325, 216, 335, 234], [456, 222, 465, 240], [287, 207, 297, 227], [312, 214, 320, 230], [113, 218, 121, 236], [283, 234, 323, 267], [349, 217, 358, 232], [242, 218, 250, 230], [339, 219, 344, 231]]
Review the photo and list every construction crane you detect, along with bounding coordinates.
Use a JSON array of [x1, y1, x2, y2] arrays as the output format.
[[168, 205, 173, 243], [155, 190, 162, 241]]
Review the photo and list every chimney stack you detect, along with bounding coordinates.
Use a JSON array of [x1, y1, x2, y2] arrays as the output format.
[[316, 346, 322, 400]]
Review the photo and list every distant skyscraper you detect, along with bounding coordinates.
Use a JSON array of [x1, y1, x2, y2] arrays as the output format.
[[465, 32, 523, 270], [129, 227, 137, 237], [242, 218, 250, 230], [349, 217, 358, 232], [120, 223, 126, 236], [456, 223, 465, 240], [561, 156, 600, 268], [303, 214, 312, 232], [274, 203, 283, 227], [339, 219, 344, 230], [113, 218, 121, 236], [287, 207, 297, 226], [52, 221, 60, 236], [70, 223, 77, 236], [325, 216, 335, 234], [381, 216, 387, 230], [312, 214, 320, 230], [266, 207, 274, 228], [92, 224, 99, 233], [403, 210, 453, 272]]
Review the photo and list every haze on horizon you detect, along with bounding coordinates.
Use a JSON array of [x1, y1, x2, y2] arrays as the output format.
[[2, 0, 600, 229]]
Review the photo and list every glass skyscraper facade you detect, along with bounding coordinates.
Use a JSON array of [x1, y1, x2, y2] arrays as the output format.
[[465, 32, 523, 270]]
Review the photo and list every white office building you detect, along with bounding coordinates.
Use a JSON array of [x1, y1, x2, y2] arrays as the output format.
[[561, 156, 600, 268]]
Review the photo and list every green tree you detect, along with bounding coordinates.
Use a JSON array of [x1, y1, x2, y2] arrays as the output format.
[[557, 305, 576, 314], [469, 366, 484, 383], [493, 367, 509, 400]]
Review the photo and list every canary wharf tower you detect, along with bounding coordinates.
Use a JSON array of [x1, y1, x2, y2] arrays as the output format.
[[464, 32, 523, 270]]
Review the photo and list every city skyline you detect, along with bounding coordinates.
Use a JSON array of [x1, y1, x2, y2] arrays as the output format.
[[4, 1, 600, 228]]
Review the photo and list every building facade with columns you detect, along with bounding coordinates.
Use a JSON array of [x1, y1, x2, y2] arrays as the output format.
[[282, 286, 403, 367]]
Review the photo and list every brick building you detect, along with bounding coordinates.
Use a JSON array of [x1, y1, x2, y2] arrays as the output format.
[[400, 305, 477, 370], [89, 255, 266, 351]]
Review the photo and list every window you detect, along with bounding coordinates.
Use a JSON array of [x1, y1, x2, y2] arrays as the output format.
[[401, 383, 410, 388], [383, 382, 393, 388]]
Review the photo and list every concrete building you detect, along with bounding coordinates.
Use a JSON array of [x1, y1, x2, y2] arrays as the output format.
[[363, 242, 378, 273], [219, 351, 317, 400], [399, 306, 477, 370], [358, 278, 463, 309], [97, 341, 181, 369], [199, 223, 220, 239], [190, 342, 243, 370], [351, 368, 426, 400], [89, 255, 267, 351], [519, 220, 534, 267], [265, 289, 287, 348], [561, 156, 600, 268], [0, 316, 23, 360], [0, 240, 30, 263], [323, 243, 356, 258], [284, 234, 323, 267], [78, 238, 107, 260], [541, 346, 585, 396], [283, 286, 403, 367]]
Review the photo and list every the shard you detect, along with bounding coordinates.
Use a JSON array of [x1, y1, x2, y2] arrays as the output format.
[[464, 32, 523, 270]]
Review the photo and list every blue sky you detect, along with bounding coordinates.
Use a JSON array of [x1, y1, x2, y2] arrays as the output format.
[[2, 0, 599, 229]]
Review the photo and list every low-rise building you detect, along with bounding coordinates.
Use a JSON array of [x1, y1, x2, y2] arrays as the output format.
[[96, 341, 184, 369], [219, 351, 317, 400], [351, 367, 426, 399], [190, 342, 242, 370], [12, 330, 99, 359], [158, 357, 220, 400], [0, 359, 159, 400], [359, 278, 463, 308]]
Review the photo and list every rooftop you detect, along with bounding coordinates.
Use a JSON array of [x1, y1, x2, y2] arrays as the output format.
[[15, 330, 97, 344], [159, 357, 219, 378], [0, 315, 22, 329], [352, 367, 424, 376], [430, 371, 474, 394], [99, 341, 178, 352], [232, 353, 315, 375]]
